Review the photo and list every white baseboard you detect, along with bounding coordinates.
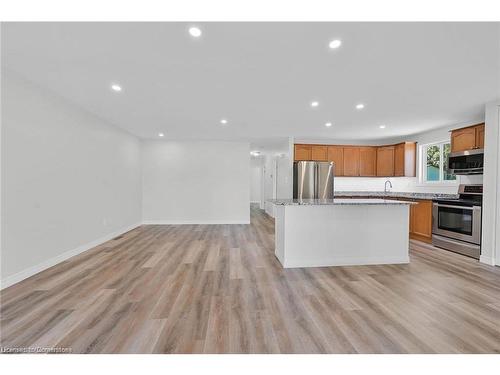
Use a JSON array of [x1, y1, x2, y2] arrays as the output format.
[[479, 255, 496, 266], [0, 222, 142, 290], [143, 220, 250, 225], [282, 255, 410, 269]]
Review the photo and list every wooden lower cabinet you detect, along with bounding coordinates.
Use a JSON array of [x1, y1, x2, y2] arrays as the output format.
[[409, 199, 433, 243], [334, 196, 433, 243]]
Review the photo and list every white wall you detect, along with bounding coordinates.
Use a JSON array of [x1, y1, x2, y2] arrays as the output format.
[[277, 137, 294, 199], [481, 102, 500, 266], [142, 141, 250, 224], [276, 154, 292, 199], [1, 72, 142, 287], [261, 138, 293, 217], [263, 154, 277, 216], [250, 157, 262, 203]]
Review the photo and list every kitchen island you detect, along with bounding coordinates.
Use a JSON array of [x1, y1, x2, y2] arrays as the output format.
[[268, 198, 415, 268]]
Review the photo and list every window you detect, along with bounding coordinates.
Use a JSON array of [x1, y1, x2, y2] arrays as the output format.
[[420, 141, 456, 183]]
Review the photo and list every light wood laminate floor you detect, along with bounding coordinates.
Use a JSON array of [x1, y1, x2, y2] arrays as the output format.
[[1, 205, 500, 353]]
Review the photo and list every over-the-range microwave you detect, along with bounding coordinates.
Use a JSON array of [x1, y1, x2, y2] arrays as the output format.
[[448, 149, 484, 175]]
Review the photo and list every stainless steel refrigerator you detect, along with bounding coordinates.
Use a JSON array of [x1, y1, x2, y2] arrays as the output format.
[[293, 161, 335, 199]]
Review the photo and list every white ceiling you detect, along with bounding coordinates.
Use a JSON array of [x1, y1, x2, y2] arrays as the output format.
[[2, 22, 499, 141]]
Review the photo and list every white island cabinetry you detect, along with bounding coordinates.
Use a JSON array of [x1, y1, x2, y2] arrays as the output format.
[[270, 199, 414, 268]]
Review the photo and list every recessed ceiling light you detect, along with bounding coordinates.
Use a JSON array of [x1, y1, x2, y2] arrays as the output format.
[[189, 26, 202, 38], [250, 151, 261, 156], [379, 125, 386, 129], [158, 132, 165, 137], [220, 119, 228, 124], [329, 39, 342, 49], [111, 84, 122, 92], [325, 122, 332, 127], [310, 101, 319, 107], [356, 103, 365, 110]]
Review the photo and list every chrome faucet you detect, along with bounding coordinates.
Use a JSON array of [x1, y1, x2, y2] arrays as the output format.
[[384, 180, 393, 193]]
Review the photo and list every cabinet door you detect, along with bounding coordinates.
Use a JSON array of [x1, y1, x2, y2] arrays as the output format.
[[327, 146, 344, 176], [359, 147, 377, 176], [394, 143, 405, 176], [376, 146, 395, 176], [294, 145, 312, 161], [451, 127, 476, 152], [343, 147, 360, 176], [410, 200, 432, 243], [475, 124, 485, 149], [311, 145, 328, 161]]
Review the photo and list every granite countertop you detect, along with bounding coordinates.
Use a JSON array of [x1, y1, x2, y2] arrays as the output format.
[[268, 198, 416, 206], [334, 191, 459, 200]]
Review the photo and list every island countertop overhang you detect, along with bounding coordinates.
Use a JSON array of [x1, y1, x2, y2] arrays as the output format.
[[268, 198, 416, 206]]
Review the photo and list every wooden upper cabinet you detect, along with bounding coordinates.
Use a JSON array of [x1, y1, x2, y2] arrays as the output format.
[[450, 123, 485, 152], [343, 147, 360, 176], [451, 126, 476, 152], [294, 145, 312, 161], [358, 147, 377, 176], [294, 141, 415, 178], [394, 142, 416, 177], [451, 127, 476, 152], [327, 146, 344, 176], [475, 124, 485, 149], [311, 145, 328, 161], [394, 143, 405, 176], [410, 199, 433, 243], [376, 146, 395, 176]]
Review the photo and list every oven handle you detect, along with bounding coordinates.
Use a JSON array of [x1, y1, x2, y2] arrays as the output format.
[[433, 203, 475, 210]]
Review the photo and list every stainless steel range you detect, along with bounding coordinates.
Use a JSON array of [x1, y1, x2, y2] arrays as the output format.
[[432, 184, 482, 259]]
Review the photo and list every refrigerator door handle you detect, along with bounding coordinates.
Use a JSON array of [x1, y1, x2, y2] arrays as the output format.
[[314, 163, 319, 199]]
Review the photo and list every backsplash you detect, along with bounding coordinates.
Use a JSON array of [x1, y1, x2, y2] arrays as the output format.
[[334, 175, 482, 194]]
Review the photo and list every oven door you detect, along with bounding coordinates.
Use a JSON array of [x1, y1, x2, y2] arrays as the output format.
[[432, 203, 481, 244]]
